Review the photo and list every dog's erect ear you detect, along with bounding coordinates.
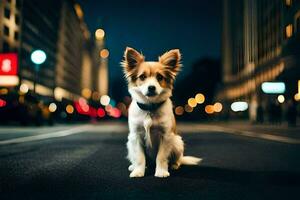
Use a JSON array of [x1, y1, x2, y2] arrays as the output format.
[[159, 49, 182, 75], [121, 47, 144, 74]]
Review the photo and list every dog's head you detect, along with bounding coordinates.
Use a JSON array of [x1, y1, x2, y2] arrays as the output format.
[[121, 47, 182, 104]]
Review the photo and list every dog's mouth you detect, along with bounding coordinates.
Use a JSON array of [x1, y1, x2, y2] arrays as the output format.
[[146, 91, 157, 97]]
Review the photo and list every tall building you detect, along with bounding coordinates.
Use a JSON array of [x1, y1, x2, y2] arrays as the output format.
[[0, 0, 20, 53], [20, 0, 61, 97], [0, 0, 99, 102], [217, 0, 300, 121], [55, 1, 92, 101]]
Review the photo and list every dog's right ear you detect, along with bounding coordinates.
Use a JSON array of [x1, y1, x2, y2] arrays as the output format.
[[121, 47, 144, 76]]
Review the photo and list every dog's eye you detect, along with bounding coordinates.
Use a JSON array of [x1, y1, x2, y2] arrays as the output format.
[[139, 74, 146, 81], [156, 74, 164, 81]]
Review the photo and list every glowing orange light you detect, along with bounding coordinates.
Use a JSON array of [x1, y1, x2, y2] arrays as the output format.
[[285, 24, 293, 38], [74, 4, 84, 19], [205, 105, 214, 114], [81, 88, 92, 99], [66, 104, 74, 114], [100, 49, 109, 58], [175, 106, 184, 115], [184, 104, 193, 113], [213, 102, 223, 112]]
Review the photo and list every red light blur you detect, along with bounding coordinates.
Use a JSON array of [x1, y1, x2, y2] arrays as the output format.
[[111, 108, 121, 118], [0, 98, 6, 107], [0, 53, 18, 75], [97, 108, 105, 118]]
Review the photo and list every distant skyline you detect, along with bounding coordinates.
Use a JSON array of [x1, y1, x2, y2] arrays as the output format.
[[78, 0, 222, 87]]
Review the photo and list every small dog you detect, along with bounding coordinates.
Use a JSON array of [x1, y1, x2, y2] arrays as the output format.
[[121, 47, 202, 178]]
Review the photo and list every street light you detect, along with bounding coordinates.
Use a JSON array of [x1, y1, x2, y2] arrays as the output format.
[[30, 49, 46, 93]]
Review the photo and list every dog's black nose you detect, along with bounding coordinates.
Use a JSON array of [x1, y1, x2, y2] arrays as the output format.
[[148, 85, 156, 92]]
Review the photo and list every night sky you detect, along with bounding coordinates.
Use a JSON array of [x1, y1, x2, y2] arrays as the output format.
[[78, 0, 222, 87]]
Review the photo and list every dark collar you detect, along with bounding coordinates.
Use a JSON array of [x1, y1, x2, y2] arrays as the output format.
[[136, 101, 166, 111]]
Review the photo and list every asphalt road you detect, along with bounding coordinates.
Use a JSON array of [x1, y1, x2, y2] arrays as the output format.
[[0, 122, 300, 200]]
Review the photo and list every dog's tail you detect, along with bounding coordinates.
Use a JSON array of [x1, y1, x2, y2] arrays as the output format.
[[179, 156, 202, 165]]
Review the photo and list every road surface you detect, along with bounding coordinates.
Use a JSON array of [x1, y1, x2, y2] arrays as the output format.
[[0, 122, 300, 200]]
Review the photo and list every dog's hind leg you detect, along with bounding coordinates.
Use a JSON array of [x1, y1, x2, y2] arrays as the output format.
[[170, 135, 184, 170]]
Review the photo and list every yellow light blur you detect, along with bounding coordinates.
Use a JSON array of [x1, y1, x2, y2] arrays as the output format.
[[49, 103, 57, 113], [0, 88, 8, 95], [277, 95, 285, 104], [0, 75, 19, 86], [294, 93, 300, 101], [100, 49, 109, 59], [205, 105, 214, 114], [95, 29, 105, 40], [66, 104, 74, 114], [285, 0, 292, 6], [286, 24, 293, 38], [20, 83, 29, 94], [188, 98, 197, 108], [100, 95, 110, 106], [18, 95, 25, 104], [74, 4, 84, 19], [175, 106, 184, 115], [81, 88, 92, 99], [184, 104, 193, 113], [195, 93, 205, 104], [213, 102, 223, 112]]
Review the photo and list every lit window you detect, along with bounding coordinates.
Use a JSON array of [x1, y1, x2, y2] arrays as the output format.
[[285, 0, 292, 6], [285, 24, 293, 38]]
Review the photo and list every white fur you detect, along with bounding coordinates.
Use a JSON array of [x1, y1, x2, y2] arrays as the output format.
[[124, 48, 201, 178], [127, 86, 201, 178]]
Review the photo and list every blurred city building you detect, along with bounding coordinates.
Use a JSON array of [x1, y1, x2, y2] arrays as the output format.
[[0, 0, 102, 101], [217, 0, 300, 121]]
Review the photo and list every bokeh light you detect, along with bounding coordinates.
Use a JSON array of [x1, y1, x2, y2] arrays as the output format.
[[97, 108, 105, 118], [188, 98, 197, 108], [277, 95, 285, 104], [48, 103, 57, 113], [20, 83, 29, 94], [213, 102, 223, 112], [175, 106, 184, 115], [95, 28, 105, 40], [184, 104, 193, 113], [66, 104, 74, 114], [100, 95, 110, 106], [100, 49, 109, 58], [195, 93, 205, 104], [205, 105, 214, 114]]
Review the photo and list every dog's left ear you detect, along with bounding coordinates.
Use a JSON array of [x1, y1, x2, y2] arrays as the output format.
[[159, 49, 182, 74]]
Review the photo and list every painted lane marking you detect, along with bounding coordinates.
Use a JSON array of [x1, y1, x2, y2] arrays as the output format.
[[177, 124, 300, 144], [0, 125, 91, 145]]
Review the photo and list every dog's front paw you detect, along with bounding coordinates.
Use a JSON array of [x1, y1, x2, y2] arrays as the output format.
[[155, 168, 170, 178], [128, 165, 134, 171], [129, 168, 145, 178]]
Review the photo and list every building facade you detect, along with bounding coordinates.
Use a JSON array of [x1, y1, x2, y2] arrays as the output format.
[[217, 0, 300, 121], [0, 0, 99, 101]]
